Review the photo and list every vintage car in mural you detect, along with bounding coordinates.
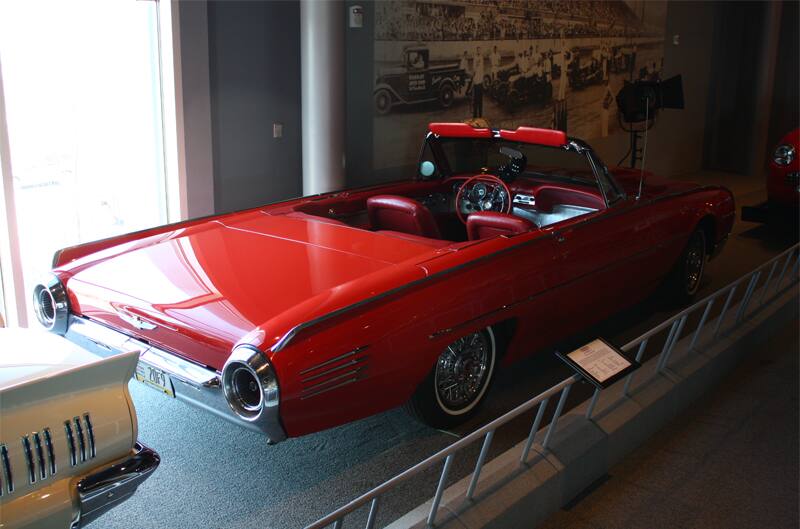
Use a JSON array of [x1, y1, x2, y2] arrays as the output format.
[[504, 72, 553, 112], [742, 128, 799, 224], [488, 63, 553, 112], [374, 45, 468, 115], [33, 123, 734, 442], [0, 329, 158, 528], [567, 48, 604, 90]]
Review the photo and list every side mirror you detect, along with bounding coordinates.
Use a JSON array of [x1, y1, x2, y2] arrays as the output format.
[[420, 161, 436, 178]]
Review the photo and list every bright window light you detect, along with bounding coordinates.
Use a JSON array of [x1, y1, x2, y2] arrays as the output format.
[[0, 0, 169, 324]]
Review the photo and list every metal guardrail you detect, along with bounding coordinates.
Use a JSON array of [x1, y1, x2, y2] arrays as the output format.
[[307, 243, 800, 529]]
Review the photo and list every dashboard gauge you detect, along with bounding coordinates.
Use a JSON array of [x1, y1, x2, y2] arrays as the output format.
[[473, 183, 487, 200]]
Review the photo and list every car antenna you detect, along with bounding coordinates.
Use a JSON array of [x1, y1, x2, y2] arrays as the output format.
[[636, 96, 650, 201]]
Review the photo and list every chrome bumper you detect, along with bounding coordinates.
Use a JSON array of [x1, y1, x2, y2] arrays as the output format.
[[72, 442, 159, 528], [64, 315, 287, 443]]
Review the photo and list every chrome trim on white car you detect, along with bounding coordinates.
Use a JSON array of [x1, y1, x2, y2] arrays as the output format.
[[71, 442, 160, 528]]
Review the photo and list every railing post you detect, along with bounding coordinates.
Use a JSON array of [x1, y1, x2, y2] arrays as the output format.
[[542, 384, 572, 450], [775, 250, 794, 293], [689, 298, 715, 351], [585, 387, 601, 419], [365, 497, 379, 529], [658, 315, 687, 372], [759, 260, 779, 306], [656, 319, 679, 372], [427, 454, 454, 527], [465, 430, 494, 501], [714, 285, 738, 337], [736, 271, 761, 322], [333, 519, 343, 529], [520, 397, 550, 465], [623, 338, 648, 395]]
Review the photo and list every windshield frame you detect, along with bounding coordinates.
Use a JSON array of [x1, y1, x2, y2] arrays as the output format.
[[417, 132, 627, 209]]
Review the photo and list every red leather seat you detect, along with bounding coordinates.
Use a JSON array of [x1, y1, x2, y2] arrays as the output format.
[[467, 211, 535, 240], [367, 195, 442, 239]]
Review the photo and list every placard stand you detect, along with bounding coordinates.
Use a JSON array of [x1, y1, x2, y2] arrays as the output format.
[[556, 338, 639, 389]]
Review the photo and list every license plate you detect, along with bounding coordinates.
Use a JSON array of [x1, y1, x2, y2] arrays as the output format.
[[134, 362, 176, 398]]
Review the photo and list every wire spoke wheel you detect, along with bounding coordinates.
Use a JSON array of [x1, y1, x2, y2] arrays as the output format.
[[434, 330, 493, 414], [405, 326, 497, 427], [684, 231, 706, 295]]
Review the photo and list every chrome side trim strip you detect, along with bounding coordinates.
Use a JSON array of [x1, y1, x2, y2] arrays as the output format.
[[299, 346, 369, 376], [271, 186, 728, 353], [1, 444, 12, 493]]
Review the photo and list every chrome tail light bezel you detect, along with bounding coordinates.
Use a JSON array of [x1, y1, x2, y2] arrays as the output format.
[[32, 274, 70, 335], [221, 345, 281, 424]]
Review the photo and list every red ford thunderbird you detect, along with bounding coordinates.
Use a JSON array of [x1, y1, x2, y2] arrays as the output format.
[[33, 123, 734, 443]]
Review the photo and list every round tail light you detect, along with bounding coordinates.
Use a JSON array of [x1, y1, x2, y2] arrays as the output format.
[[222, 346, 280, 421], [32, 275, 70, 334]]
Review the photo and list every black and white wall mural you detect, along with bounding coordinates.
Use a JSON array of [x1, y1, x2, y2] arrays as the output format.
[[372, 0, 668, 172]]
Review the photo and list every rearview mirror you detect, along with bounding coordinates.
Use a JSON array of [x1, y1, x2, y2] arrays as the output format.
[[420, 160, 436, 178]]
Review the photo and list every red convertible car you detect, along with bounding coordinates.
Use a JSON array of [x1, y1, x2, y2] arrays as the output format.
[[33, 123, 734, 443], [742, 128, 799, 223], [766, 128, 799, 208]]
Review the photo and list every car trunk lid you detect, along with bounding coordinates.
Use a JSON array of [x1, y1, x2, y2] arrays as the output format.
[[63, 211, 436, 370]]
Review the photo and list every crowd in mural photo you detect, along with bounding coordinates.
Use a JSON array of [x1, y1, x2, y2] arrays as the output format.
[[372, 0, 667, 174]]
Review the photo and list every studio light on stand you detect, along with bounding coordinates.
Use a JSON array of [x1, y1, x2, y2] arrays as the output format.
[[615, 75, 684, 198]]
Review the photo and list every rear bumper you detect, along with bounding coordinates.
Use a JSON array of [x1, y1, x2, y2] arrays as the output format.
[[72, 443, 160, 528], [64, 315, 287, 443]]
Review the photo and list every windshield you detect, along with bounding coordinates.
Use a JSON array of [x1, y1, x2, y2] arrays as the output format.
[[431, 137, 597, 187]]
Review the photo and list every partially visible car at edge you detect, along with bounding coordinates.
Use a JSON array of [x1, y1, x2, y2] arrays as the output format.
[[767, 128, 799, 207], [742, 127, 799, 223], [0, 329, 159, 528]]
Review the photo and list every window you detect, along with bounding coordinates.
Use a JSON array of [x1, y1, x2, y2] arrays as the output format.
[[0, 0, 171, 326]]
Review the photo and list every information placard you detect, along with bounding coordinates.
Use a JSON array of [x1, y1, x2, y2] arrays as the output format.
[[556, 338, 639, 389]]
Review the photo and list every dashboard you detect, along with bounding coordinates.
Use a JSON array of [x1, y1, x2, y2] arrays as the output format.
[[417, 175, 605, 227]]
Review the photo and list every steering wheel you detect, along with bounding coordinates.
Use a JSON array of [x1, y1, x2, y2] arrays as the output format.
[[455, 174, 513, 224]]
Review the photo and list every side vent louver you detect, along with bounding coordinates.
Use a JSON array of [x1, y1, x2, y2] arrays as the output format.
[[1, 444, 13, 494], [64, 421, 77, 466], [43, 428, 57, 476], [33, 432, 46, 481], [0, 415, 94, 496], [64, 415, 95, 468], [21, 435, 36, 484], [84, 414, 96, 459], [73, 417, 86, 463], [299, 346, 370, 400]]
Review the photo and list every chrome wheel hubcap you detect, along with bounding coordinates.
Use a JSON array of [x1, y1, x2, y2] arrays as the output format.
[[435, 331, 490, 411], [685, 235, 705, 293]]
